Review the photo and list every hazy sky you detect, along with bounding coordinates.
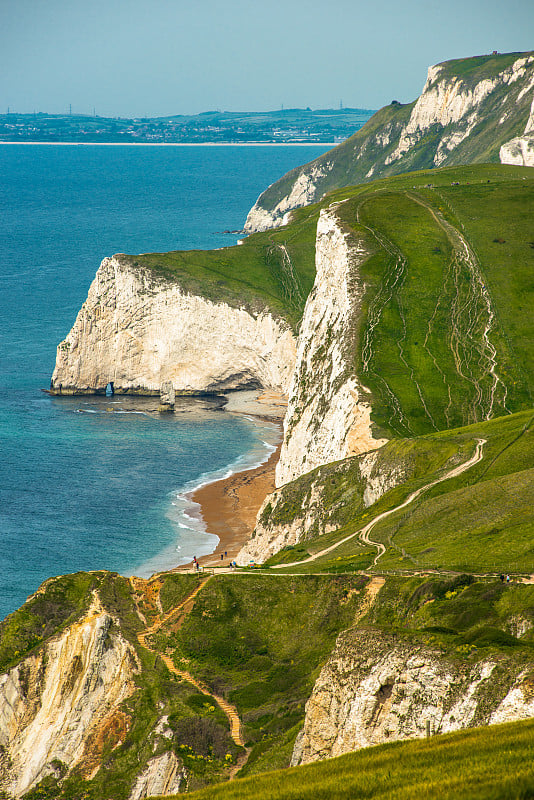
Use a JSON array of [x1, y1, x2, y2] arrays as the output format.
[[2, 0, 533, 117]]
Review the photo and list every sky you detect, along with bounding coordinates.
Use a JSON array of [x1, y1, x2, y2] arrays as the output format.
[[1, 0, 533, 118]]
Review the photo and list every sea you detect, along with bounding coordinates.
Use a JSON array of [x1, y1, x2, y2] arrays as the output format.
[[0, 143, 330, 620]]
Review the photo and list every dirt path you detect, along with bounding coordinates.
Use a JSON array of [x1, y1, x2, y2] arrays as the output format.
[[354, 577, 385, 623], [133, 577, 247, 756], [272, 438, 486, 570]]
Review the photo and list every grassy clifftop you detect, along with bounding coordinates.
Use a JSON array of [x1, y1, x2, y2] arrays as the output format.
[[123, 207, 319, 331]]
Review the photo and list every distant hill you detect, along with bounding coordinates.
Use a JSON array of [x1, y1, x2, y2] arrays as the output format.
[[244, 51, 534, 231], [0, 107, 375, 144]]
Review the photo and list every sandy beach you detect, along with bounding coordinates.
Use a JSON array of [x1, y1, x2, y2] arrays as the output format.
[[174, 391, 285, 571]]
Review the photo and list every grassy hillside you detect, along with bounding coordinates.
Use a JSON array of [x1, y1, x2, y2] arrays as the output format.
[[262, 408, 534, 576], [6, 572, 366, 798], [330, 165, 534, 437], [158, 718, 534, 800]]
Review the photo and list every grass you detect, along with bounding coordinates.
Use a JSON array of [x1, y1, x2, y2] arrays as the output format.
[[155, 717, 534, 800], [157, 573, 367, 777], [124, 206, 319, 331], [257, 409, 534, 576]]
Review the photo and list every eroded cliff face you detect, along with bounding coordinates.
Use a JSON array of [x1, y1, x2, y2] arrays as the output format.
[[244, 53, 534, 232], [275, 203, 387, 488], [129, 751, 185, 800], [387, 55, 534, 167], [0, 592, 139, 797], [244, 162, 333, 233], [292, 627, 534, 765], [50, 256, 296, 396], [500, 92, 534, 166]]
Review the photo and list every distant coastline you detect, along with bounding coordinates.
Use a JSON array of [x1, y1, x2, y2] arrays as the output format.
[[0, 140, 338, 147]]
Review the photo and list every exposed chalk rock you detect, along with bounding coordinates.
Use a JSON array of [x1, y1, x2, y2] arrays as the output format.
[[0, 592, 139, 797], [292, 627, 534, 766], [237, 447, 408, 566], [275, 203, 387, 488], [158, 380, 176, 412], [50, 256, 296, 397], [129, 751, 186, 800], [244, 162, 332, 233], [244, 54, 534, 231]]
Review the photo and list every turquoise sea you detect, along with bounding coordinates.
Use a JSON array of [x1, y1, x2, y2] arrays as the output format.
[[0, 144, 329, 619]]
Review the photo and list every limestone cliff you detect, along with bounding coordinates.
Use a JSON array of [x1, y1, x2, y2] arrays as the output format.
[[500, 93, 534, 166], [275, 203, 386, 488], [50, 256, 296, 396], [0, 592, 139, 797], [244, 52, 534, 232], [129, 751, 185, 800], [292, 627, 534, 765]]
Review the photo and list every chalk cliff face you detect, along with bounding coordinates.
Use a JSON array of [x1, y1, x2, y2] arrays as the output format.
[[244, 162, 333, 233], [244, 52, 534, 232], [50, 256, 296, 396], [292, 628, 534, 765], [500, 93, 534, 166], [275, 203, 387, 488], [129, 751, 185, 800], [0, 592, 139, 797]]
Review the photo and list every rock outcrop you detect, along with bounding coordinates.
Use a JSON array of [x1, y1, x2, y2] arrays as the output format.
[[500, 92, 534, 166], [0, 592, 139, 797], [292, 627, 534, 765], [275, 203, 387, 488], [244, 162, 333, 233], [244, 52, 534, 232], [129, 751, 185, 800], [50, 256, 296, 396]]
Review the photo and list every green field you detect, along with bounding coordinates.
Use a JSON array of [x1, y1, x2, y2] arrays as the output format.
[[160, 718, 534, 800]]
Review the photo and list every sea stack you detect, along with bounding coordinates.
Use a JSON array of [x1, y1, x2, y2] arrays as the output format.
[[158, 380, 175, 412]]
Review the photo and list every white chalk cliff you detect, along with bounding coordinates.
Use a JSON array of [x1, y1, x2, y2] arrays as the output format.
[[51, 256, 296, 396], [244, 162, 332, 233], [0, 592, 139, 797], [275, 203, 387, 488], [244, 53, 534, 232], [292, 627, 534, 765], [387, 55, 534, 167], [500, 91, 534, 166]]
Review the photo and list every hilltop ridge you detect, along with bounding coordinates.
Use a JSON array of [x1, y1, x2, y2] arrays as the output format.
[[244, 51, 534, 232]]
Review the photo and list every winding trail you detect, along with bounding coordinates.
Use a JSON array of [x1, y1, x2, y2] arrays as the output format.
[[272, 438, 486, 570], [132, 576, 247, 759], [360, 437, 486, 566], [408, 192, 509, 420]]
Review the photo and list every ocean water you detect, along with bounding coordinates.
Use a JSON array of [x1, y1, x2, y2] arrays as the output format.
[[0, 143, 330, 619]]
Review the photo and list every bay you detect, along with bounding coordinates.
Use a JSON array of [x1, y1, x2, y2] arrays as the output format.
[[0, 143, 329, 618]]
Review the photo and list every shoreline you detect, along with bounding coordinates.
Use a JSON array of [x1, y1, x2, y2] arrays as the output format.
[[171, 391, 286, 572]]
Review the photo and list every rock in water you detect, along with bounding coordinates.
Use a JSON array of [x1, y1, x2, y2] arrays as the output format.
[[158, 380, 175, 412]]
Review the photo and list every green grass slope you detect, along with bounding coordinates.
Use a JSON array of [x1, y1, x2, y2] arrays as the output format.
[[123, 206, 319, 330], [330, 166, 534, 438], [261, 408, 534, 576], [157, 718, 534, 800]]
